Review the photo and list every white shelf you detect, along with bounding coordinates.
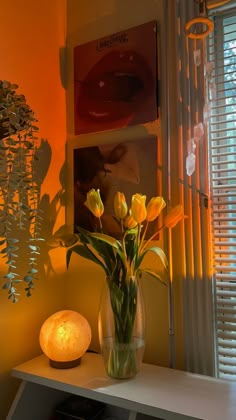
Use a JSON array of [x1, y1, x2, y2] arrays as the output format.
[[8, 352, 236, 420]]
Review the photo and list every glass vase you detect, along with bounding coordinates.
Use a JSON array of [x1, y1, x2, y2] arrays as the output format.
[[98, 275, 145, 379]]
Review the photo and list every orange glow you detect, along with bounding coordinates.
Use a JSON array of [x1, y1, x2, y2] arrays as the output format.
[[39, 310, 91, 363]]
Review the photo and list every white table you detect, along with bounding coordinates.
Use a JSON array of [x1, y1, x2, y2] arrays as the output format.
[[7, 352, 236, 420]]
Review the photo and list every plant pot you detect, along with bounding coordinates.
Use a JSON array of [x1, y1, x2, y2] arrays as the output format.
[[98, 275, 145, 379]]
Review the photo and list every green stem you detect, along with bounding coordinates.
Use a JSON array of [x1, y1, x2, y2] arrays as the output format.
[[106, 276, 139, 378], [98, 217, 103, 231], [120, 219, 124, 233], [139, 221, 149, 255], [140, 224, 165, 253]]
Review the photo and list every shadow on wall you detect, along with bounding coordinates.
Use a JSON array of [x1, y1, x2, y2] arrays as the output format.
[[37, 157, 67, 277]]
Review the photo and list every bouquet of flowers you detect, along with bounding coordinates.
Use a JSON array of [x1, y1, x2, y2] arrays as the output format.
[[62, 189, 184, 378], [66, 189, 183, 279]]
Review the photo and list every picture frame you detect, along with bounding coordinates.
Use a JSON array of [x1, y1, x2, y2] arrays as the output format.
[[73, 20, 158, 135], [66, 132, 158, 238]]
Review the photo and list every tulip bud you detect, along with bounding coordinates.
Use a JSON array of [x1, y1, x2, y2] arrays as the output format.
[[146, 197, 166, 222], [130, 193, 147, 223], [123, 214, 137, 229], [84, 189, 104, 218], [114, 192, 128, 220], [164, 205, 184, 228]]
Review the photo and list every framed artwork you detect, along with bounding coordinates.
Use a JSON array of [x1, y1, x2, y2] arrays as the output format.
[[72, 136, 158, 237], [74, 21, 158, 135]]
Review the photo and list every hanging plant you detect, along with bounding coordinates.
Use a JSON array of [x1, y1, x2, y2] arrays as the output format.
[[0, 80, 44, 302]]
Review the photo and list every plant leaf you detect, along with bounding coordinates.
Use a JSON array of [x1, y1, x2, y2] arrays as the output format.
[[24, 276, 33, 282], [4, 272, 19, 279], [136, 246, 168, 271], [89, 232, 119, 249], [66, 244, 107, 274], [86, 236, 115, 274], [2, 281, 11, 290], [28, 268, 38, 274]]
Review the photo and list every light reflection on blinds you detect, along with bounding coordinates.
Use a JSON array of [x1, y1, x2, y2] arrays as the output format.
[[208, 8, 236, 380]]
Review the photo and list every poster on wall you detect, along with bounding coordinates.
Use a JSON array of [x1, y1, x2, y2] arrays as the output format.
[[73, 136, 157, 236], [74, 21, 158, 135]]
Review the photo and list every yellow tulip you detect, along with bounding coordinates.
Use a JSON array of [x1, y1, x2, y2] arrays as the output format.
[[123, 214, 137, 229], [84, 189, 104, 218], [164, 205, 184, 228], [130, 193, 147, 223], [114, 191, 128, 220], [146, 196, 166, 222]]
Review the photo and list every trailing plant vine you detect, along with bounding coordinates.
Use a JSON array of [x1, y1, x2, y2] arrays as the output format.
[[0, 80, 44, 302]]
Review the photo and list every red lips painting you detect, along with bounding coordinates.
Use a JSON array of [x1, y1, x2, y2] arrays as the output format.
[[74, 21, 158, 135]]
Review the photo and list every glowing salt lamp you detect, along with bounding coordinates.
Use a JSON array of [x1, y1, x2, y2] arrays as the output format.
[[39, 310, 92, 368]]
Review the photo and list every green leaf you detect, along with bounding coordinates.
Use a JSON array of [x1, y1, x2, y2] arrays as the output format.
[[29, 245, 40, 251], [4, 272, 19, 279], [7, 245, 19, 252], [6, 260, 16, 265], [89, 232, 119, 249], [137, 246, 168, 271], [2, 281, 11, 290], [28, 268, 38, 274], [81, 234, 116, 274], [125, 227, 138, 235], [138, 268, 167, 286], [24, 276, 33, 282], [87, 232, 125, 267], [66, 244, 107, 274]]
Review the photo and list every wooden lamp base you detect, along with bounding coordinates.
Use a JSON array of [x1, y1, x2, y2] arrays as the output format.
[[49, 357, 81, 369]]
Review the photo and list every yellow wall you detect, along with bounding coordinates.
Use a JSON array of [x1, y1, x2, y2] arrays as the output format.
[[0, 1, 66, 418], [65, 0, 183, 371]]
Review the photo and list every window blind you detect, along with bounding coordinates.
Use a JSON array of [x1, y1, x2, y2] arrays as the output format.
[[208, 7, 236, 380]]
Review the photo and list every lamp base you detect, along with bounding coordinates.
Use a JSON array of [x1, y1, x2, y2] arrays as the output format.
[[49, 357, 81, 369]]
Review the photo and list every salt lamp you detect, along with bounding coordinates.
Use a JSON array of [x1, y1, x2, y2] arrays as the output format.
[[39, 310, 92, 368]]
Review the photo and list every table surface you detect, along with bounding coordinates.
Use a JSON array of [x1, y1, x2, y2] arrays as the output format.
[[12, 352, 236, 420]]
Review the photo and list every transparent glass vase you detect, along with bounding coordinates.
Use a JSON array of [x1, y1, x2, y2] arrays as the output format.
[[98, 275, 145, 379]]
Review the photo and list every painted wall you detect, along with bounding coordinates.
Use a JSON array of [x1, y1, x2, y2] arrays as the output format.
[[0, 1, 66, 417], [0, 1, 184, 417], [65, 0, 184, 372]]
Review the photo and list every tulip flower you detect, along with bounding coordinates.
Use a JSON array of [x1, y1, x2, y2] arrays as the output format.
[[61, 188, 186, 380], [123, 213, 138, 229], [164, 205, 184, 228], [146, 197, 166, 222], [131, 194, 147, 223], [114, 192, 128, 220], [84, 189, 104, 218]]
